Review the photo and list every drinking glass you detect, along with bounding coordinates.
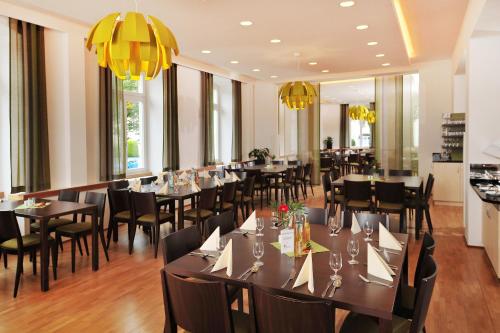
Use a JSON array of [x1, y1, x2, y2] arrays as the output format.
[[347, 238, 360, 265], [217, 236, 227, 256], [256, 217, 264, 236], [270, 211, 278, 229], [328, 215, 340, 236], [329, 251, 343, 280], [253, 241, 264, 267], [363, 221, 374, 242]]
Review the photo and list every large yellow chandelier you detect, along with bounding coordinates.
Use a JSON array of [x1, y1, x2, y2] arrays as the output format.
[[348, 105, 376, 124], [279, 81, 317, 110], [86, 12, 179, 80]]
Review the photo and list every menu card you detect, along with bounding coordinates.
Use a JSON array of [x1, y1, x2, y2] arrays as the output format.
[[278, 229, 294, 254]]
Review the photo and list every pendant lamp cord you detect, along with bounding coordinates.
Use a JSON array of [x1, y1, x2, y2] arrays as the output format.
[[133, 0, 139, 12]]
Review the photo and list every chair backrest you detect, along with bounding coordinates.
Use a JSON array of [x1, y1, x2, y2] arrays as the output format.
[[344, 180, 371, 201], [131, 191, 157, 220], [161, 226, 202, 264], [320, 157, 332, 169], [321, 173, 331, 194], [375, 181, 405, 204], [162, 270, 233, 333], [304, 163, 312, 177], [140, 176, 158, 185], [348, 154, 359, 163], [388, 169, 412, 176], [251, 285, 334, 333], [423, 173, 434, 202], [272, 160, 284, 165], [409, 255, 438, 333], [83, 192, 107, 225], [307, 208, 327, 225], [242, 176, 256, 197], [363, 168, 384, 176], [414, 232, 436, 287], [207, 211, 235, 236], [351, 212, 389, 230], [0, 211, 22, 250], [58, 189, 79, 202], [221, 181, 238, 203], [284, 168, 294, 183], [107, 188, 130, 215], [108, 180, 129, 190], [294, 165, 304, 180], [199, 187, 218, 211], [287, 160, 298, 166]]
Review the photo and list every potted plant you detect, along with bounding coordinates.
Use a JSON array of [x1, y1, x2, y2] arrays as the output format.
[[323, 136, 333, 149], [248, 148, 274, 165]]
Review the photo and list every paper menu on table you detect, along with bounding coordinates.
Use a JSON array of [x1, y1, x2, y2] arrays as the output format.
[[278, 229, 294, 254]]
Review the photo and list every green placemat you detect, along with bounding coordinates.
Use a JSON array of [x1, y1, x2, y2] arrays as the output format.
[[270, 240, 329, 258]]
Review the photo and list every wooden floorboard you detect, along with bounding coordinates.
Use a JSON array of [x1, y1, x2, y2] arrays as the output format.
[[0, 187, 499, 332]]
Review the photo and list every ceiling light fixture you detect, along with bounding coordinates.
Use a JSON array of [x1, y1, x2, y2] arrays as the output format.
[[230, 60, 239, 64], [279, 82, 317, 110], [252, 68, 261, 72], [270, 75, 278, 79], [308, 62, 318, 65], [270, 39, 281, 43], [86, 12, 179, 80], [201, 50, 211, 54], [382, 63, 391, 66], [321, 69, 330, 73], [367, 41, 378, 46], [240, 20, 253, 26], [339, 1, 355, 7], [356, 25, 369, 30], [392, 0, 415, 58], [375, 54, 385, 57]]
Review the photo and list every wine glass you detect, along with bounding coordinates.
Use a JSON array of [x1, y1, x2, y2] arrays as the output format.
[[270, 211, 278, 229], [347, 238, 360, 265], [253, 241, 264, 267], [256, 217, 264, 236], [217, 236, 227, 256], [328, 215, 340, 236], [329, 251, 343, 280], [363, 220, 374, 242]]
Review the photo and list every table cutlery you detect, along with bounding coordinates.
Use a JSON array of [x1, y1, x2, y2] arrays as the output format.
[[200, 263, 215, 272], [363, 263, 398, 271], [358, 274, 393, 288], [188, 252, 216, 259], [243, 265, 259, 280], [281, 268, 297, 288], [329, 278, 342, 297], [321, 279, 334, 297], [238, 265, 254, 279], [373, 247, 401, 255]]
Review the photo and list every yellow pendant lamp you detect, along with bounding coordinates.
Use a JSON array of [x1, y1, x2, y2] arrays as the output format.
[[86, 12, 179, 80], [279, 81, 317, 110], [348, 105, 376, 123]]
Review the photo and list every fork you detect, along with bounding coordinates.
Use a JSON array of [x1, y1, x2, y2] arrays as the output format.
[[358, 274, 393, 288], [281, 268, 297, 288]]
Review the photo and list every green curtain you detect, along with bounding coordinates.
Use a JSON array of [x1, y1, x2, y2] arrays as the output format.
[[201, 72, 214, 166], [395, 75, 404, 169], [99, 67, 126, 181], [9, 19, 50, 193], [162, 64, 179, 170], [369, 101, 376, 148], [231, 80, 242, 162], [339, 104, 350, 148]]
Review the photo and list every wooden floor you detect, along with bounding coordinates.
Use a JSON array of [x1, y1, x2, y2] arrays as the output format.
[[1, 187, 499, 333]]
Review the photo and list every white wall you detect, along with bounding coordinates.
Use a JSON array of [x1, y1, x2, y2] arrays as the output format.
[[253, 82, 279, 157], [146, 73, 164, 175], [214, 75, 233, 164], [453, 74, 467, 115], [241, 83, 255, 159], [320, 104, 340, 149], [0, 16, 10, 193]]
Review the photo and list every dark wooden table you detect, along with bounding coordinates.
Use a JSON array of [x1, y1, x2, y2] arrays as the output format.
[[332, 174, 423, 191], [244, 165, 292, 201], [0, 199, 98, 292], [165, 218, 408, 332]]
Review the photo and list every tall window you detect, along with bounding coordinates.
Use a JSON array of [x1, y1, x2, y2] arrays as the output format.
[[349, 118, 372, 148], [213, 76, 233, 164], [123, 78, 146, 172]]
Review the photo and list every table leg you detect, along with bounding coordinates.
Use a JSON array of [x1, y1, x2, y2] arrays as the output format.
[[274, 175, 279, 202], [402, 243, 409, 285], [169, 201, 176, 232], [39, 218, 50, 292], [378, 318, 392, 333], [92, 207, 99, 271], [178, 199, 185, 230], [415, 206, 423, 240]]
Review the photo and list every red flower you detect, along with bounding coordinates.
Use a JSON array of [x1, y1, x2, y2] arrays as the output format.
[[278, 204, 289, 213]]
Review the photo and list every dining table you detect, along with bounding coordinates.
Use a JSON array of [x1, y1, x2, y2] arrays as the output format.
[[0, 199, 99, 292], [164, 218, 409, 332], [244, 164, 295, 201]]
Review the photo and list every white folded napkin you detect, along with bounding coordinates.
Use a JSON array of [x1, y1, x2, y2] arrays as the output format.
[[378, 223, 403, 251], [8, 192, 25, 201], [132, 179, 141, 192], [178, 171, 188, 180], [225, 170, 232, 180], [158, 183, 169, 195], [211, 239, 233, 277], [240, 211, 257, 231], [200, 170, 210, 178], [200, 227, 220, 251], [367, 243, 395, 282], [292, 251, 314, 293], [231, 172, 240, 181], [191, 181, 201, 193], [351, 213, 361, 234], [213, 175, 224, 187]]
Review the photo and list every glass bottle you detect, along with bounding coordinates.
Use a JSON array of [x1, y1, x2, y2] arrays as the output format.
[[303, 216, 311, 253], [294, 220, 303, 257]]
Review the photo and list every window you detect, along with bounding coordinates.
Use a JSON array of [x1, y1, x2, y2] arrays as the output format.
[[213, 76, 233, 164], [123, 77, 146, 172], [349, 118, 372, 148]]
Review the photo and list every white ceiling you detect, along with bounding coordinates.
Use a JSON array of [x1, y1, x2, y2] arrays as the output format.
[[320, 78, 374, 105], [10, 0, 469, 81], [474, 0, 500, 32]]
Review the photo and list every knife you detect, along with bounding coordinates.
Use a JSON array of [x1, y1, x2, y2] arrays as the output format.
[[321, 280, 334, 297]]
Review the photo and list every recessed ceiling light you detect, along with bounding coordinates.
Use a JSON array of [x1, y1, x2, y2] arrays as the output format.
[[321, 69, 330, 73], [230, 60, 239, 64], [308, 62, 318, 65], [356, 25, 369, 30], [382, 63, 391, 67], [270, 75, 278, 79], [339, 1, 355, 7], [270, 39, 281, 43], [201, 50, 211, 54], [240, 20, 253, 26], [375, 54, 385, 57], [252, 68, 261, 72], [367, 41, 378, 46]]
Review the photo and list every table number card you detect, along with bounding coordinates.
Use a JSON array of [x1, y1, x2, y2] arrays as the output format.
[[279, 229, 294, 254]]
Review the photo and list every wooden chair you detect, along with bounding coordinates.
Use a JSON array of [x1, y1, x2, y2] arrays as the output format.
[[108, 179, 129, 190], [55, 192, 109, 272], [344, 180, 372, 213], [375, 181, 406, 232], [236, 176, 256, 220], [207, 211, 235, 235], [322, 173, 332, 209], [161, 270, 250, 333], [161, 227, 202, 265], [406, 174, 434, 239], [0, 211, 58, 297], [340, 255, 437, 333], [303, 163, 315, 197], [292, 165, 306, 200], [249, 169, 269, 209], [343, 212, 391, 230], [389, 169, 412, 177], [130, 191, 175, 258], [276, 168, 294, 202], [216, 181, 238, 221], [272, 160, 284, 165], [106, 188, 132, 249], [251, 285, 334, 333], [320, 156, 333, 174], [307, 208, 328, 225], [184, 187, 218, 235]]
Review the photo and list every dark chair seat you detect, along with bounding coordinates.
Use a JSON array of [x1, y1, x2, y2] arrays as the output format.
[[346, 200, 371, 209], [137, 212, 174, 224], [378, 202, 405, 211], [114, 210, 132, 220], [156, 197, 171, 205], [242, 195, 253, 203], [184, 209, 214, 220], [333, 194, 345, 203], [30, 218, 74, 232], [217, 202, 234, 211], [56, 222, 92, 235], [340, 312, 411, 333], [0, 234, 54, 251], [231, 310, 251, 333]]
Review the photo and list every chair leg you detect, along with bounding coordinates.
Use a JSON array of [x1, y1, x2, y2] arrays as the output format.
[[51, 241, 58, 280], [260, 189, 263, 209], [424, 206, 433, 234], [71, 239, 76, 273], [58, 236, 64, 252], [82, 235, 90, 256], [310, 182, 314, 196], [99, 227, 110, 262], [3, 250, 8, 268], [32, 249, 37, 275], [154, 225, 160, 258], [13, 254, 23, 298], [399, 211, 405, 233], [251, 197, 255, 212], [106, 219, 114, 249], [237, 290, 244, 312], [76, 236, 84, 256], [301, 184, 306, 200]]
